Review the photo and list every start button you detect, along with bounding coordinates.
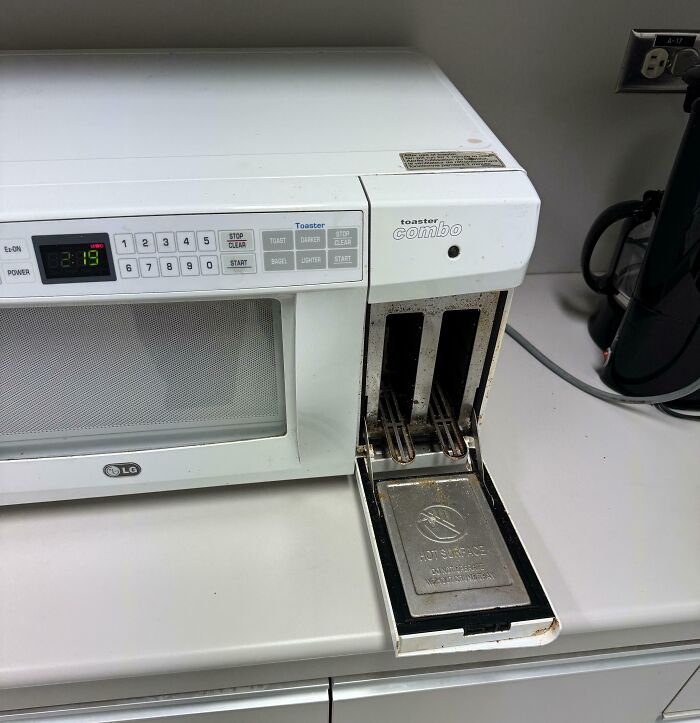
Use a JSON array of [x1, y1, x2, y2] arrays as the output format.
[[221, 253, 256, 274]]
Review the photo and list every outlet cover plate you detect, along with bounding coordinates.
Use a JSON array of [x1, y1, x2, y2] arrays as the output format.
[[618, 29, 700, 92]]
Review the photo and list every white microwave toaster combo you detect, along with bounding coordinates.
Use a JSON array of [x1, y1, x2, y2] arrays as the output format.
[[0, 49, 559, 655]]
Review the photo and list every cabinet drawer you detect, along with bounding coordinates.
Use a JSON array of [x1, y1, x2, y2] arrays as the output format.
[[333, 653, 700, 723], [666, 665, 700, 719], [0, 680, 329, 723]]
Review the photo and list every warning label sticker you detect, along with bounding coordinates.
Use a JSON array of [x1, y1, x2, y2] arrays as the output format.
[[400, 151, 505, 171]]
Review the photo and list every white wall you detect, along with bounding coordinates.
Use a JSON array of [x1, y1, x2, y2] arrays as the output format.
[[1, 0, 698, 271]]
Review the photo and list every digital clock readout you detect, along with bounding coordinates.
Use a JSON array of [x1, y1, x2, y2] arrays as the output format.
[[47, 243, 103, 270], [33, 233, 115, 283]]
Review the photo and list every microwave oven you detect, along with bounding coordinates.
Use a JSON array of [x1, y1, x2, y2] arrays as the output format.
[[0, 48, 558, 655]]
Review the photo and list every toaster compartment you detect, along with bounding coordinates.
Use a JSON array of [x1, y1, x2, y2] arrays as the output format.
[[364, 294, 496, 475], [358, 291, 558, 655]]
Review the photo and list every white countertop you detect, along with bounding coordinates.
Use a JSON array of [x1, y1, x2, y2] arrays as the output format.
[[2, 273, 699, 694], [482, 273, 700, 636]]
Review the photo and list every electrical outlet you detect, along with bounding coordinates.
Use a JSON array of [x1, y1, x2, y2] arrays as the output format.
[[640, 48, 669, 79], [617, 30, 700, 92]]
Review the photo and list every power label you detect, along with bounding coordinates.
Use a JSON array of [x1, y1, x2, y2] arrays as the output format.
[[400, 150, 505, 171]]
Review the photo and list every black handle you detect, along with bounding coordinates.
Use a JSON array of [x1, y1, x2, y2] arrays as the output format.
[[581, 190, 663, 295], [581, 200, 644, 294]]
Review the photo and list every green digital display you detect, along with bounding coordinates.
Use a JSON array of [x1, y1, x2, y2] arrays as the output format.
[[33, 233, 115, 284]]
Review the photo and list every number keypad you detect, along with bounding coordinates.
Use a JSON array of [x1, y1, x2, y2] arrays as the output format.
[[116, 229, 227, 281], [112, 224, 359, 283]]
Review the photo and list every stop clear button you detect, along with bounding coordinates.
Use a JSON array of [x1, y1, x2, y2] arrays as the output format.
[[2, 262, 35, 283]]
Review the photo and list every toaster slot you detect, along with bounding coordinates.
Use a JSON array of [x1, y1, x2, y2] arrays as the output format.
[[427, 308, 480, 459], [380, 313, 424, 427], [377, 312, 424, 464]]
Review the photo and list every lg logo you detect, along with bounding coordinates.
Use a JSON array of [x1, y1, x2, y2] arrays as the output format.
[[103, 462, 142, 478]]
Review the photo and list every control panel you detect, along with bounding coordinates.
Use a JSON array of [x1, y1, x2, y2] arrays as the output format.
[[0, 211, 364, 299]]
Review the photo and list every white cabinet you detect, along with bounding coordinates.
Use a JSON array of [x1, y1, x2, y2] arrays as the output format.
[[1, 681, 329, 723], [665, 664, 700, 719], [332, 653, 700, 723]]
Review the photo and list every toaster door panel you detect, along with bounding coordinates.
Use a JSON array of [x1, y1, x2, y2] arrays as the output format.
[[355, 456, 558, 656]]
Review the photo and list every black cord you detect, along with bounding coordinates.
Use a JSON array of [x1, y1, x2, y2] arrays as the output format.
[[505, 325, 700, 404], [655, 403, 700, 421]]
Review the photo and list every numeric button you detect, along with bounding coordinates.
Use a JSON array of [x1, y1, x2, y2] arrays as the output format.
[[118, 258, 139, 278], [197, 231, 216, 251], [159, 258, 179, 276], [180, 256, 199, 276], [115, 234, 135, 254], [156, 232, 176, 253], [177, 232, 196, 252], [134, 233, 155, 253], [139, 257, 159, 277], [200, 255, 220, 275]]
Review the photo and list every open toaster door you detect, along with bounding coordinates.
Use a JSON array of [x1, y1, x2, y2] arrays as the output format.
[[355, 290, 559, 656], [355, 455, 558, 656]]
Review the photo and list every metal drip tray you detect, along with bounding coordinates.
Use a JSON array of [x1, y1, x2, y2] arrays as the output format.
[[376, 475, 530, 617]]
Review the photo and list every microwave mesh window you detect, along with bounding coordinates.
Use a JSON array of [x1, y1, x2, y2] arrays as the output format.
[[0, 299, 286, 459]]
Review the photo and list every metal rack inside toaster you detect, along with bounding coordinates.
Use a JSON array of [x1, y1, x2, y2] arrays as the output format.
[[364, 293, 498, 469]]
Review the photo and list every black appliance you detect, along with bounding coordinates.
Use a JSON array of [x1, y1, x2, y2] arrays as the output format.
[[581, 66, 700, 411]]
